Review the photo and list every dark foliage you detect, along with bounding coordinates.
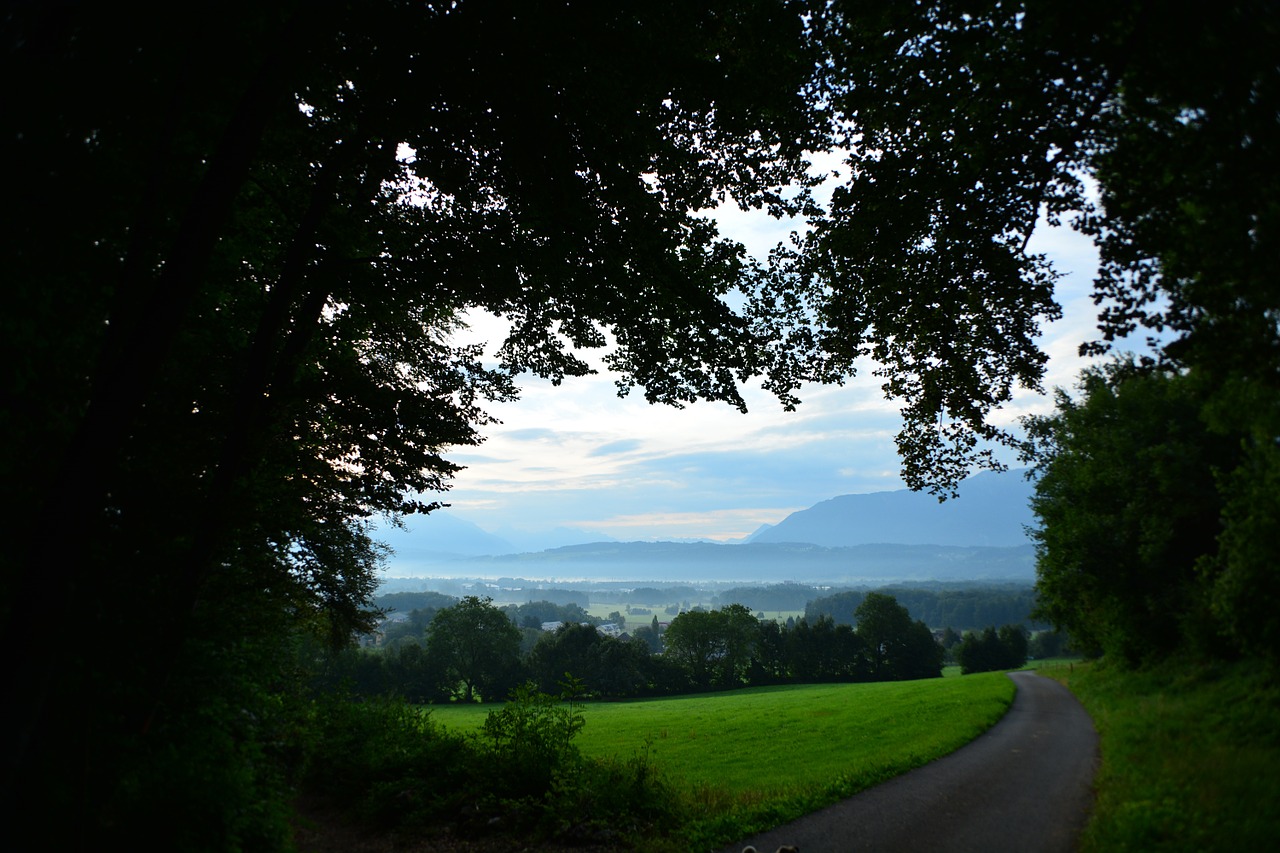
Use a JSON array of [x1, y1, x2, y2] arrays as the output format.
[[1002, 0, 1280, 666], [957, 625, 1030, 675], [375, 590, 459, 615], [426, 596, 525, 702], [329, 593, 938, 702], [854, 593, 945, 681], [3, 2, 828, 842], [1023, 365, 1242, 665], [1028, 630, 1074, 660], [305, 683, 681, 845]]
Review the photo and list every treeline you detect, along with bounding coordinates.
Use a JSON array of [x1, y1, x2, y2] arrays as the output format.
[[711, 582, 820, 612], [954, 626, 1031, 675], [807, 585, 1042, 631], [377, 598, 599, 653], [1026, 363, 1280, 667], [317, 593, 945, 703]]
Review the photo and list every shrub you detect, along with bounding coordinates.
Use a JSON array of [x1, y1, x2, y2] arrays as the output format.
[[480, 679, 586, 799], [304, 694, 475, 827], [303, 677, 681, 846]]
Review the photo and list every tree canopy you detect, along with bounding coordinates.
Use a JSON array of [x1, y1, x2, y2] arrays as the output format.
[[427, 596, 523, 702], [3, 2, 827, 842], [5, 0, 1277, 844], [854, 592, 944, 681], [1021, 361, 1273, 664]]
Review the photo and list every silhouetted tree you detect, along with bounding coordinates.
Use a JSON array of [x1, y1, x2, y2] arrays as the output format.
[[855, 593, 943, 681], [1023, 364, 1235, 664], [957, 625, 1029, 675], [427, 597, 523, 702]]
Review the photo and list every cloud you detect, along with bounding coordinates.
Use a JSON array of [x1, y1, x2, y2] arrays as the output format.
[[588, 438, 644, 457], [446, 452, 512, 465], [500, 427, 563, 442]]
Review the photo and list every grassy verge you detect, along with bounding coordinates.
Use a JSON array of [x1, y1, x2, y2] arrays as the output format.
[[429, 674, 1015, 848], [1039, 658, 1280, 851]]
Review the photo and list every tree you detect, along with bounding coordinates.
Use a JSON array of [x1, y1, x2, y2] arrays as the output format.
[[854, 593, 943, 681], [593, 636, 657, 698], [661, 609, 723, 691], [777, 1, 1280, 496], [2, 2, 828, 842], [633, 615, 664, 654], [528, 622, 605, 695], [998, 625, 1030, 669], [658, 604, 763, 689], [427, 596, 523, 703], [503, 600, 592, 631], [1203, 437, 1280, 661], [717, 603, 763, 687], [380, 606, 447, 651], [785, 616, 869, 683], [957, 625, 1029, 675], [1028, 630, 1071, 661], [388, 642, 451, 704], [751, 619, 790, 684], [791, 1, 1280, 664], [1022, 363, 1237, 664]]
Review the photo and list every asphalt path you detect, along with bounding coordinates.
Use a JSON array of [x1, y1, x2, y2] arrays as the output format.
[[721, 671, 1098, 853]]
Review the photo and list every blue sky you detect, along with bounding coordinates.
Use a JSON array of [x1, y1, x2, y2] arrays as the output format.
[[388, 173, 1110, 549]]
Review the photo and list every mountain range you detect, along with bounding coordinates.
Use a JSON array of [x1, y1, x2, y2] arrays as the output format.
[[376, 469, 1039, 583], [749, 469, 1035, 548], [413, 540, 1036, 584]]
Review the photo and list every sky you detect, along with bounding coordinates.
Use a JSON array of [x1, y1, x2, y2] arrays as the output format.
[[386, 173, 1112, 550]]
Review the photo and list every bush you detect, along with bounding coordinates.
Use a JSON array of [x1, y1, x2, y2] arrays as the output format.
[[303, 678, 681, 846], [480, 679, 586, 799], [304, 694, 475, 827]]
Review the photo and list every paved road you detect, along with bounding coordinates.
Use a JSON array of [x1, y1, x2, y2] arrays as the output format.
[[721, 671, 1097, 853]]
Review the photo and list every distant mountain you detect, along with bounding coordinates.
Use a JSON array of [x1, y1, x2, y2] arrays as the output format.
[[394, 540, 1035, 583], [740, 523, 774, 544], [490, 525, 619, 554], [373, 513, 614, 568], [752, 469, 1036, 548], [373, 470, 1038, 581]]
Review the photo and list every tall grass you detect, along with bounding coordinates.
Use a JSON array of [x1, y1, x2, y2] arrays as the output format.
[[1041, 658, 1280, 851], [429, 674, 1015, 848]]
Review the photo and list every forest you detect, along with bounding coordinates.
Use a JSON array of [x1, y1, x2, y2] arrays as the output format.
[[805, 585, 1041, 632], [5, 1, 1276, 849]]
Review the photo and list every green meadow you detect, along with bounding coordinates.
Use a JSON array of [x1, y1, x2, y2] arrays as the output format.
[[428, 673, 1015, 844], [1042, 659, 1280, 852]]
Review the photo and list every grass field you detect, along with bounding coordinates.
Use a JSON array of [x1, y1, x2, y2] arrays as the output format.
[[1042, 658, 1280, 851], [428, 673, 1016, 846], [416, 654, 1276, 849]]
